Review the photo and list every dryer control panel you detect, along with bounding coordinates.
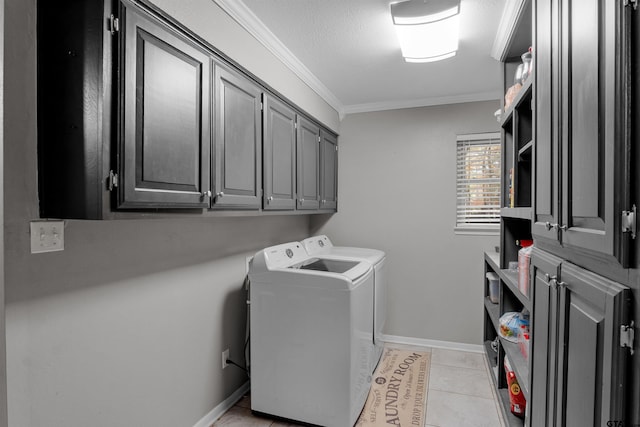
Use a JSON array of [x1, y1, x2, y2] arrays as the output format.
[[254, 242, 308, 271]]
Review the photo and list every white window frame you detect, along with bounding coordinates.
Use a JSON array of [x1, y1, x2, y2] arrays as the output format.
[[455, 132, 501, 235]]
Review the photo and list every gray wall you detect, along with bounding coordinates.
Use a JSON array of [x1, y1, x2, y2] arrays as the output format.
[[0, 0, 7, 424], [311, 101, 500, 345], [3, 0, 323, 426]]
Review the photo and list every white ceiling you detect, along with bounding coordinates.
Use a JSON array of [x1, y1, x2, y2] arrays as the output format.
[[232, 0, 505, 115]]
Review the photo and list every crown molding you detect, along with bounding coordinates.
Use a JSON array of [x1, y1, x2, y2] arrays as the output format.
[[491, 0, 529, 61], [342, 90, 501, 115], [213, 0, 345, 118]]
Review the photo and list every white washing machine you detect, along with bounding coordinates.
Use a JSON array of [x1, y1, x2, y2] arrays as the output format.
[[249, 241, 375, 427], [302, 235, 387, 369]]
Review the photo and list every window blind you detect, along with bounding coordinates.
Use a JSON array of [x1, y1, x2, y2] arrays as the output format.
[[456, 133, 501, 228]]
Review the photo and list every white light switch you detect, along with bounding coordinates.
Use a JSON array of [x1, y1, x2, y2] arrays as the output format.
[[30, 221, 65, 254]]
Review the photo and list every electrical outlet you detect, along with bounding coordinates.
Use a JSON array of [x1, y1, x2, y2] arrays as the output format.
[[245, 256, 253, 274], [222, 348, 229, 369]]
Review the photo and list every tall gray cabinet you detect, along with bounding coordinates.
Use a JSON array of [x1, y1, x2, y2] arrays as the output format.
[[484, 0, 638, 425], [529, 0, 635, 426]]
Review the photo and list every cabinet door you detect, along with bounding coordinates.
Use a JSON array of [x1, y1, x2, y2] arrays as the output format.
[[319, 130, 338, 211], [530, 249, 562, 427], [120, 1, 211, 208], [532, 0, 561, 243], [263, 95, 296, 210], [559, 0, 631, 263], [212, 64, 262, 209], [554, 262, 630, 426], [296, 116, 320, 210]]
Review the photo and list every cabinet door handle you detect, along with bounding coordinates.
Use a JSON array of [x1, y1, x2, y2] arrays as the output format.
[[216, 192, 224, 198], [559, 224, 568, 231], [299, 198, 305, 203], [545, 222, 554, 230], [201, 190, 212, 198], [267, 196, 273, 204], [553, 280, 567, 290], [550, 278, 567, 290]]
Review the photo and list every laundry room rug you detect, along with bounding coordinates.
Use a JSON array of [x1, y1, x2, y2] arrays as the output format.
[[356, 347, 430, 427]]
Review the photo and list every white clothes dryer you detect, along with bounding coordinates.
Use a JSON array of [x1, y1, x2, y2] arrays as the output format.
[[302, 235, 387, 369], [249, 241, 375, 427]]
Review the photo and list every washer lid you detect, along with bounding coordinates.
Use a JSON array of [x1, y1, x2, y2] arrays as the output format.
[[302, 235, 385, 264]]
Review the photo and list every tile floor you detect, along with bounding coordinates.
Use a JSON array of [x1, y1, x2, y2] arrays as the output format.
[[213, 344, 506, 427]]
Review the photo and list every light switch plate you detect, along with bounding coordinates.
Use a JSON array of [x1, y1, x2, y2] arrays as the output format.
[[30, 221, 65, 253]]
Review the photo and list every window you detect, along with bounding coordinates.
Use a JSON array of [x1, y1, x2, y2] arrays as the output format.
[[455, 133, 501, 233]]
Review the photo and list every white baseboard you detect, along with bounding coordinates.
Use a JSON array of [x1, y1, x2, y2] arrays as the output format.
[[193, 381, 251, 427], [382, 334, 484, 354]]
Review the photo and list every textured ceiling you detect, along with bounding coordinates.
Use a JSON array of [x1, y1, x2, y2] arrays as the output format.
[[240, 0, 505, 112]]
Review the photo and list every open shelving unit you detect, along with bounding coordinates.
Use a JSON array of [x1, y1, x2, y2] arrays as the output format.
[[483, 1, 533, 425], [484, 252, 531, 426]]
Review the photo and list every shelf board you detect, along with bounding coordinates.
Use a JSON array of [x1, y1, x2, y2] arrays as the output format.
[[500, 269, 531, 310], [500, 336, 530, 401], [485, 251, 531, 310], [485, 251, 500, 271], [501, 207, 532, 220], [497, 388, 526, 426], [500, 79, 533, 128], [485, 297, 501, 327], [518, 140, 533, 161]]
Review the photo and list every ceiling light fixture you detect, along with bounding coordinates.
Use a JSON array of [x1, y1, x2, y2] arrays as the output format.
[[391, 0, 461, 63]]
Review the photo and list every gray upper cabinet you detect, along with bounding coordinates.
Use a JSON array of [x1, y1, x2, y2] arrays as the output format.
[[263, 95, 296, 210], [119, 1, 211, 208], [319, 130, 338, 211], [530, 248, 631, 426], [531, 0, 559, 244], [212, 64, 262, 210], [296, 116, 320, 210], [559, 0, 629, 262], [533, 0, 632, 268], [36, 0, 338, 218]]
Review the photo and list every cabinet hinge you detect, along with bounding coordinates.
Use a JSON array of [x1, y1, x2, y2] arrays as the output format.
[[624, 0, 638, 9], [108, 170, 119, 191], [260, 102, 263, 111], [318, 136, 321, 143], [108, 14, 120, 35], [621, 204, 636, 239], [621, 321, 635, 355], [335, 145, 338, 152]]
